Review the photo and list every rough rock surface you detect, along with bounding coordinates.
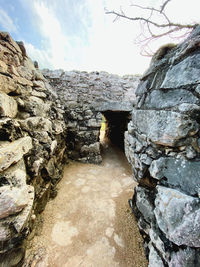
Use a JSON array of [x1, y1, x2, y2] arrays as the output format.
[[1, 25, 200, 267], [43, 69, 140, 163], [0, 32, 66, 266], [125, 26, 200, 266]]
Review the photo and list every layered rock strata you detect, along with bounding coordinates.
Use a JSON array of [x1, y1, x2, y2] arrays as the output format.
[[125, 26, 200, 266], [0, 32, 66, 266], [43, 69, 140, 163]]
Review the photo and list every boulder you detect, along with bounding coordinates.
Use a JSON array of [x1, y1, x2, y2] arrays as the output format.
[[0, 136, 32, 171], [0, 92, 18, 118], [150, 157, 200, 196], [161, 54, 200, 88], [148, 244, 165, 267], [154, 186, 200, 247], [132, 110, 199, 146], [0, 184, 33, 219], [144, 89, 199, 109], [169, 248, 200, 267]]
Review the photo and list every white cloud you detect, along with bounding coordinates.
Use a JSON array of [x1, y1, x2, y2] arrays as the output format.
[[24, 41, 52, 69], [0, 8, 17, 33], [19, 0, 200, 75]]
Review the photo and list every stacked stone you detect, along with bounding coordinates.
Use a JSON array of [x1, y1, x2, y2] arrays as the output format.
[[0, 32, 66, 266], [125, 26, 200, 266], [43, 69, 140, 163]]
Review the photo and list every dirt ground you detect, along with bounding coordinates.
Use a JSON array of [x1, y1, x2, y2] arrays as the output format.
[[24, 136, 148, 267]]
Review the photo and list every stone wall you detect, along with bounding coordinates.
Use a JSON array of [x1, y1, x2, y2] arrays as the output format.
[[125, 26, 200, 266], [43, 69, 140, 163], [0, 32, 66, 266], [1, 26, 200, 267]]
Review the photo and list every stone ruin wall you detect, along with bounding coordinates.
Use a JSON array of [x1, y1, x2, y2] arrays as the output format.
[[43, 69, 140, 163], [0, 32, 66, 266], [0, 26, 200, 267], [125, 26, 200, 266]]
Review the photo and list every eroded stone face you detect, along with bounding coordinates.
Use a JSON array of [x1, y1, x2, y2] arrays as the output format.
[[132, 110, 199, 146], [0, 136, 32, 171], [0, 31, 67, 266], [150, 157, 200, 196], [126, 26, 200, 266], [154, 186, 200, 247], [43, 69, 140, 163]]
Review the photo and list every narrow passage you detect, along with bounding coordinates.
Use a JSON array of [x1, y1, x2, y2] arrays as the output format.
[[24, 142, 148, 267]]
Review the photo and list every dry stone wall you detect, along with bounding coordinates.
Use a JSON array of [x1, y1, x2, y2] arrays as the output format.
[[0, 32, 66, 266], [1, 25, 200, 267], [43, 69, 140, 163], [125, 26, 200, 266]]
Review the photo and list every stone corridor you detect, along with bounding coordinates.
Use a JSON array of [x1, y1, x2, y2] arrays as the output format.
[[24, 141, 147, 267]]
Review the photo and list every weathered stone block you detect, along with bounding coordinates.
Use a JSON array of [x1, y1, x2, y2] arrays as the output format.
[[161, 54, 200, 88], [169, 247, 200, 267], [0, 184, 33, 219], [150, 157, 200, 196], [0, 74, 17, 94], [135, 187, 155, 223], [154, 186, 200, 247], [0, 136, 32, 171], [148, 244, 165, 267], [0, 92, 17, 118], [19, 117, 52, 133], [144, 89, 199, 109], [0, 159, 26, 187], [132, 110, 199, 146]]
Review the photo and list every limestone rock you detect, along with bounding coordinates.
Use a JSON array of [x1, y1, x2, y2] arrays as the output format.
[[0, 74, 17, 94], [154, 186, 200, 247], [144, 89, 199, 109], [150, 157, 200, 196], [0, 159, 27, 187], [161, 54, 200, 88], [0, 92, 17, 118], [135, 186, 155, 223], [148, 244, 165, 267], [0, 136, 32, 171], [19, 117, 52, 133], [0, 185, 33, 219], [13, 185, 34, 233], [169, 247, 200, 267], [132, 110, 199, 146]]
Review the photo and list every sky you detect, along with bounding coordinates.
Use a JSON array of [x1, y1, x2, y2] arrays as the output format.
[[0, 0, 199, 75]]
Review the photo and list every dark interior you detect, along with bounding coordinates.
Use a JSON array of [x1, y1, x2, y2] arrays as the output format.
[[103, 111, 130, 150]]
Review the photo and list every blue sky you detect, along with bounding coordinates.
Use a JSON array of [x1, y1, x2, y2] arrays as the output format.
[[0, 0, 199, 75]]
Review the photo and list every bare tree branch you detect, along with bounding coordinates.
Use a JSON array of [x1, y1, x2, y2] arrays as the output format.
[[160, 0, 172, 13], [105, 10, 194, 30], [105, 0, 197, 57]]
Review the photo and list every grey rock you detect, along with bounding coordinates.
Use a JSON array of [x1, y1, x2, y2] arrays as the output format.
[[132, 110, 199, 146], [0, 136, 32, 171], [135, 80, 148, 96], [0, 184, 34, 219], [0, 159, 26, 187], [161, 54, 200, 88], [135, 186, 155, 223], [144, 89, 199, 109], [149, 157, 200, 196], [95, 101, 133, 112], [186, 146, 196, 159], [148, 244, 165, 267], [169, 247, 200, 267], [154, 186, 200, 247], [177, 103, 200, 114], [149, 228, 169, 262]]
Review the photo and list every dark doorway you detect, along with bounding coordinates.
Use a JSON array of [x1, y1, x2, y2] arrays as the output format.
[[101, 111, 130, 151]]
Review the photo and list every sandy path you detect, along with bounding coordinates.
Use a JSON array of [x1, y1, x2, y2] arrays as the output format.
[[24, 143, 148, 267]]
